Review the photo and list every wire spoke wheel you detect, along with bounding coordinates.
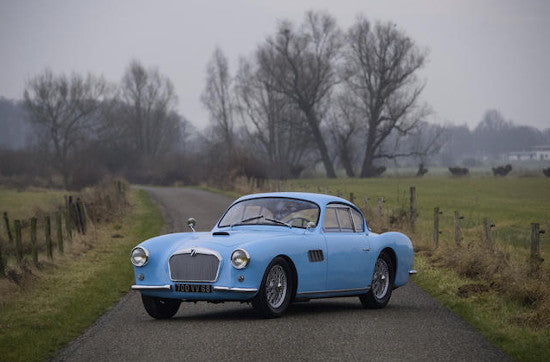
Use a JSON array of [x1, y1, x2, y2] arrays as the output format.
[[252, 257, 293, 318], [265, 265, 288, 309], [359, 252, 394, 309], [372, 258, 389, 299]]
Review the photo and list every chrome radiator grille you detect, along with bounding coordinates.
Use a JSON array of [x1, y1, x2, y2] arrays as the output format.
[[169, 251, 220, 282]]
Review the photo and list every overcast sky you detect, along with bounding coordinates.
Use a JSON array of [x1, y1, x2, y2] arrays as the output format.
[[1, 0, 549, 130]]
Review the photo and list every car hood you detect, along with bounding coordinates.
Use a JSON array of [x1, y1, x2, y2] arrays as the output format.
[[139, 227, 305, 255]]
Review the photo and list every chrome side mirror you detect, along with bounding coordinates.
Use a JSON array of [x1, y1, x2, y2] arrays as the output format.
[[306, 221, 316, 231], [187, 217, 197, 232]]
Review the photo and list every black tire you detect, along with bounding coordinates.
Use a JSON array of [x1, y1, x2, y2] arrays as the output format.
[[141, 294, 181, 319], [359, 252, 394, 309], [252, 257, 293, 318]]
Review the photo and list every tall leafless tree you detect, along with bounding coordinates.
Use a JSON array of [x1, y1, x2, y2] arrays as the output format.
[[201, 47, 235, 149], [256, 11, 342, 178], [23, 69, 108, 186], [343, 17, 430, 177], [120, 60, 180, 157], [235, 58, 313, 179], [328, 94, 364, 177]]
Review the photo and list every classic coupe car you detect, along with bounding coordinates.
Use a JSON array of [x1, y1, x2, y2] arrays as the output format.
[[131, 192, 415, 319]]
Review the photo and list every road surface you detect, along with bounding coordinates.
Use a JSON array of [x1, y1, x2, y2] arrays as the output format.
[[54, 187, 510, 361]]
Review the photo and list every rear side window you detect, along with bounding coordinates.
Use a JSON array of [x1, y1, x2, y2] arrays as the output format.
[[323, 207, 339, 231], [324, 204, 364, 233], [351, 208, 365, 232], [336, 208, 353, 232]]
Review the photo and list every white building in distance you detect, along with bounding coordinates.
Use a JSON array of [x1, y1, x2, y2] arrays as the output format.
[[508, 145, 550, 161]]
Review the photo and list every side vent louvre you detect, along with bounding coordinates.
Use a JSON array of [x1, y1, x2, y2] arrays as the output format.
[[307, 250, 324, 263]]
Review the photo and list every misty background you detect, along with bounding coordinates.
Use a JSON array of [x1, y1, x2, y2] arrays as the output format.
[[1, 1, 549, 189]]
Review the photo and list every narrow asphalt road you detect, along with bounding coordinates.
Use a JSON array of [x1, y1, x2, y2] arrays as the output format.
[[54, 187, 510, 361]]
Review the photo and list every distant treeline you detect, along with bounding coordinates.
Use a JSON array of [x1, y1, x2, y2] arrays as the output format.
[[0, 11, 549, 189]]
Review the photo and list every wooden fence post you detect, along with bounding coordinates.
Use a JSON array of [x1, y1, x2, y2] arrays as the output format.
[[56, 212, 63, 253], [3, 212, 13, 243], [483, 218, 495, 249], [377, 197, 384, 216], [45, 216, 52, 259], [76, 198, 87, 235], [0, 238, 4, 276], [454, 211, 463, 246], [433, 207, 442, 248], [15, 220, 23, 263], [530, 223, 545, 260], [350, 192, 355, 204], [64, 209, 72, 242], [410, 187, 417, 231], [30, 217, 38, 265]]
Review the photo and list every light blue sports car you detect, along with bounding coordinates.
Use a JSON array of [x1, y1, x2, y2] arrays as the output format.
[[131, 192, 416, 318]]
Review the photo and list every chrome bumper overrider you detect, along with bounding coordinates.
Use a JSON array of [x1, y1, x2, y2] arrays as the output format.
[[131, 285, 257, 293], [409, 270, 417, 275], [132, 284, 172, 291]]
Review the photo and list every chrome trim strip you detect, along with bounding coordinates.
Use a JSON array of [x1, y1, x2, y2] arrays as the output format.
[[213, 286, 258, 293], [168, 247, 222, 282], [296, 286, 370, 297], [171, 247, 223, 260], [409, 269, 417, 275], [132, 284, 172, 291]]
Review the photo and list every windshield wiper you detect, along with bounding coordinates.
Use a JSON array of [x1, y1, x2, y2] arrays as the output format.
[[265, 217, 292, 228], [231, 215, 264, 228]]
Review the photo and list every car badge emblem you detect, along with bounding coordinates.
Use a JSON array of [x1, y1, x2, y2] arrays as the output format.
[[190, 249, 197, 257]]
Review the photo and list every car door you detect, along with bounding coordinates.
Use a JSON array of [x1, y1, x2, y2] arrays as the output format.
[[323, 204, 371, 291]]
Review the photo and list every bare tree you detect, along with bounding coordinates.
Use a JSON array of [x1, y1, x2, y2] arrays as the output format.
[[201, 47, 235, 149], [343, 17, 430, 177], [256, 11, 342, 178], [235, 58, 314, 179], [328, 94, 364, 177], [120, 60, 180, 157], [23, 69, 108, 186]]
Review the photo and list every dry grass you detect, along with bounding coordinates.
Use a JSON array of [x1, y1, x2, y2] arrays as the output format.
[[0, 178, 130, 281]]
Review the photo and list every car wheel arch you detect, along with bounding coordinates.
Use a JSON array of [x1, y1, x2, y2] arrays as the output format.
[[274, 254, 298, 302]]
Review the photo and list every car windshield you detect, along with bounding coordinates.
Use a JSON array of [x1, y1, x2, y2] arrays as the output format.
[[218, 197, 320, 229]]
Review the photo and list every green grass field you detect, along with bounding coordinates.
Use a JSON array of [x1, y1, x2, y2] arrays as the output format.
[[0, 186, 67, 220], [280, 176, 550, 257]]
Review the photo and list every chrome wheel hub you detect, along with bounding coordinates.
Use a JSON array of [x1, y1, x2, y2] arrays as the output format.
[[265, 265, 287, 309], [372, 258, 390, 299]]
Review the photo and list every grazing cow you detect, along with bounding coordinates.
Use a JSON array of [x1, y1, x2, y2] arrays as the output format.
[[449, 167, 469, 176], [492, 164, 512, 176]]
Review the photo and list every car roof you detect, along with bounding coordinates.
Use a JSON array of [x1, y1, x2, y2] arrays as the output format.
[[234, 192, 356, 208]]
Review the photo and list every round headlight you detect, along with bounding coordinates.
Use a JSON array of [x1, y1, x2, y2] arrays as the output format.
[[231, 249, 250, 269], [131, 247, 149, 267]]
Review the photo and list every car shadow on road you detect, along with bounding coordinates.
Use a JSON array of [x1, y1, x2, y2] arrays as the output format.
[[161, 298, 414, 322]]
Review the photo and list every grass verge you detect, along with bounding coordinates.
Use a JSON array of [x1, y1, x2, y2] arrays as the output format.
[[0, 189, 163, 361], [413, 255, 550, 361]]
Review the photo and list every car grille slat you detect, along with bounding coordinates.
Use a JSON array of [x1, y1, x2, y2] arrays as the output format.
[[169, 253, 220, 282]]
